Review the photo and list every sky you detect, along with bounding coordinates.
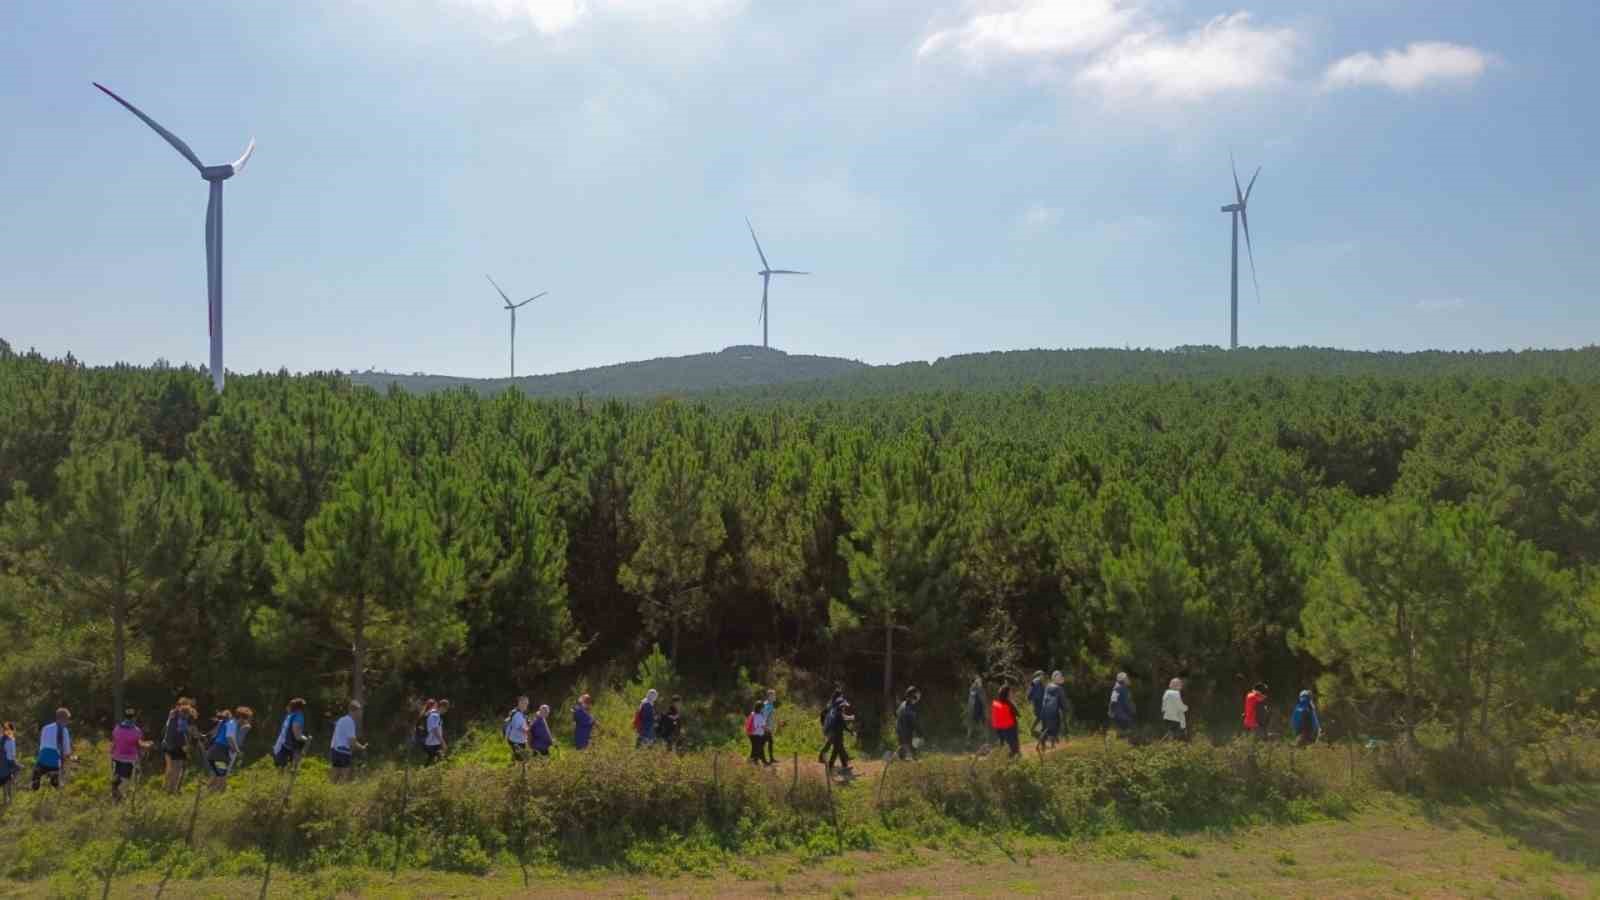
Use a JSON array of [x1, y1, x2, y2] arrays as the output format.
[[2, 0, 1597, 378]]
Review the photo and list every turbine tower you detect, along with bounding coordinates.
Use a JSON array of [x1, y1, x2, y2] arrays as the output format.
[[486, 275, 547, 379], [94, 83, 255, 392], [746, 218, 808, 350], [1220, 156, 1261, 351]]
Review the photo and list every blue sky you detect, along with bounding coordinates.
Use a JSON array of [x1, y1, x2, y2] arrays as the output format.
[[2, 0, 1597, 378]]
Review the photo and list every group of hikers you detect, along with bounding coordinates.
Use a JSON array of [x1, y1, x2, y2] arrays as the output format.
[[0, 674, 1324, 803]]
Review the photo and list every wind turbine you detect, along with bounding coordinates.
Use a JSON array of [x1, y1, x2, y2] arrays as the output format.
[[486, 275, 547, 379], [94, 82, 255, 392], [746, 218, 808, 350], [1220, 156, 1261, 351]]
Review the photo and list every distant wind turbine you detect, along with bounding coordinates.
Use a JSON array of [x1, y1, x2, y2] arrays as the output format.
[[94, 82, 255, 392], [746, 218, 808, 350], [486, 275, 547, 379], [1220, 155, 1262, 351]]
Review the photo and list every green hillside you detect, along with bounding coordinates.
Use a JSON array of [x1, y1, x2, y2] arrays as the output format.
[[347, 345, 868, 397]]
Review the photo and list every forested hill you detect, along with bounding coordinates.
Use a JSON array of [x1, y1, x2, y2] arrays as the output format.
[[349, 345, 1600, 402], [347, 346, 868, 397]]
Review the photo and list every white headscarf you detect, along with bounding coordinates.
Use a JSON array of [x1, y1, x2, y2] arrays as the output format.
[[644, 689, 658, 705]]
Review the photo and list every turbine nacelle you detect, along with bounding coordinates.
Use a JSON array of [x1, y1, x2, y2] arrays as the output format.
[[1221, 203, 1242, 213]]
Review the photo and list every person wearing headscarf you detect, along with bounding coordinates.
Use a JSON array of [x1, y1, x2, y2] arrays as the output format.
[[1108, 673, 1135, 735], [1291, 690, 1321, 746], [634, 689, 658, 748], [531, 705, 554, 756], [1037, 671, 1069, 752]]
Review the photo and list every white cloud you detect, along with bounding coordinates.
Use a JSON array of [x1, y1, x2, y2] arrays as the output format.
[[918, 0, 1138, 62], [1076, 13, 1299, 100], [449, 0, 741, 35], [1415, 297, 1466, 312], [1322, 42, 1492, 93], [919, 3, 1300, 102], [1018, 204, 1064, 231]]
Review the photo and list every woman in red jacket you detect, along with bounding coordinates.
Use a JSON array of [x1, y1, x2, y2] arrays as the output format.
[[991, 684, 1021, 757]]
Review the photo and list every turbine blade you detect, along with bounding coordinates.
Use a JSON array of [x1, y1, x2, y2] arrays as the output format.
[[93, 82, 205, 172], [1244, 165, 1260, 205], [230, 138, 256, 176], [485, 274, 513, 306], [746, 218, 771, 270], [516, 291, 548, 307], [769, 270, 808, 275], [1241, 208, 1261, 305], [1231, 152, 1244, 207]]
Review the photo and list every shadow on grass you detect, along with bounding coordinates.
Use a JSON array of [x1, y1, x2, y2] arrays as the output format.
[[1420, 782, 1600, 867]]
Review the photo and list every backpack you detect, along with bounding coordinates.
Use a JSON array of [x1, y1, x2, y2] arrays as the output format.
[[632, 706, 644, 735], [1041, 688, 1061, 720], [744, 713, 757, 736], [162, 713, 186, 751], [413, 715, 430, 748]]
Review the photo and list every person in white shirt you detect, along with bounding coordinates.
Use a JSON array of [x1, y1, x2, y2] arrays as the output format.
[[424, 699, 449, 765], [505, 696, 531, 763], [33, 708, 75, 790], [329, 701, 366, 783], [1161, 678, 1189, 741]]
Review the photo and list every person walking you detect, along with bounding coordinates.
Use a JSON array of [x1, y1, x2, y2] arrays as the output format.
[[272, 698, 309, 770], [1161, 678, 1189, 741], [1038, 672, 1069, 752], [530, 705, 554, 757], [1027, 671, 1046, 738], [745, 702, 767, 764], [32, 708, 74, 790], [423, 700, 449, 765], [207, 707, 253, 791], [0, 722, 17, 804], [506, 696, 531, 762], [895, 687, 922, 761], [573, 694, 596, 750], [109, 708, 151, 802], [634, 690, 658, 748], [992, 685, 1021, 757], [822, 695, 854, 776], [1243, 683, 1269, 738], [967, 677, 989, 748], [329, 701, 366, 783], [760, 689, 779, 765], [160, 698, 195, 793], [657, 696, 682, 751], [1291, 690, 1321, 746], [1109, 673, 1136, 737]]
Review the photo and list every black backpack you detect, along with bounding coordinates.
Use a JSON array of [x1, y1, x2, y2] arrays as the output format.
[[413, 715, 430, 748], [162, 714, 186, 751]]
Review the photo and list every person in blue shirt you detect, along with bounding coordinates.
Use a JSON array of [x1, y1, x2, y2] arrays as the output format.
[[272, 698, 308, 770], [531, 705, 554, 757], [1, 721, 19, 804], [634, 690, 657, 748], [1109, 673, 1136, 736], [573, 694, 596, 750], [206, 707, 253, 792], [1291, 690, 1321, 746]]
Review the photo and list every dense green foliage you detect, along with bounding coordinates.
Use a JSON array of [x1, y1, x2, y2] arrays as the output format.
[[2, 341, 1598, 749]]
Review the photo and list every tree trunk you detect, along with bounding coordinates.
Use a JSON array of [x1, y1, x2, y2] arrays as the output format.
[[670, 603, 680, 664], [883, 610, 895, 723], [113, 590, 128, 720], [351, 594, 368, 706]]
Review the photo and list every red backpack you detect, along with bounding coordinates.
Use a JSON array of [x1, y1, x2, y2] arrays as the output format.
[[632, 705, 644, 734], [744, 712, 757, 736]]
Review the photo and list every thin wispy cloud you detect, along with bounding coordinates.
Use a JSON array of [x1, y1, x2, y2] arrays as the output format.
[[919, 2, 1300, 102], [1415, 297, 1467, 312], [1018, 204, 1065, 232], [449, 0, 742, 35], [1322, 42, 1493, 93]]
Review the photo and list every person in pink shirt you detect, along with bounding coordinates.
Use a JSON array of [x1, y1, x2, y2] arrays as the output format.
[[110, 707, 152, 802]]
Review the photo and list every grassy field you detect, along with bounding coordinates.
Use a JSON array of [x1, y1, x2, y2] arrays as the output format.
[[8, 785, 1592, 898]]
